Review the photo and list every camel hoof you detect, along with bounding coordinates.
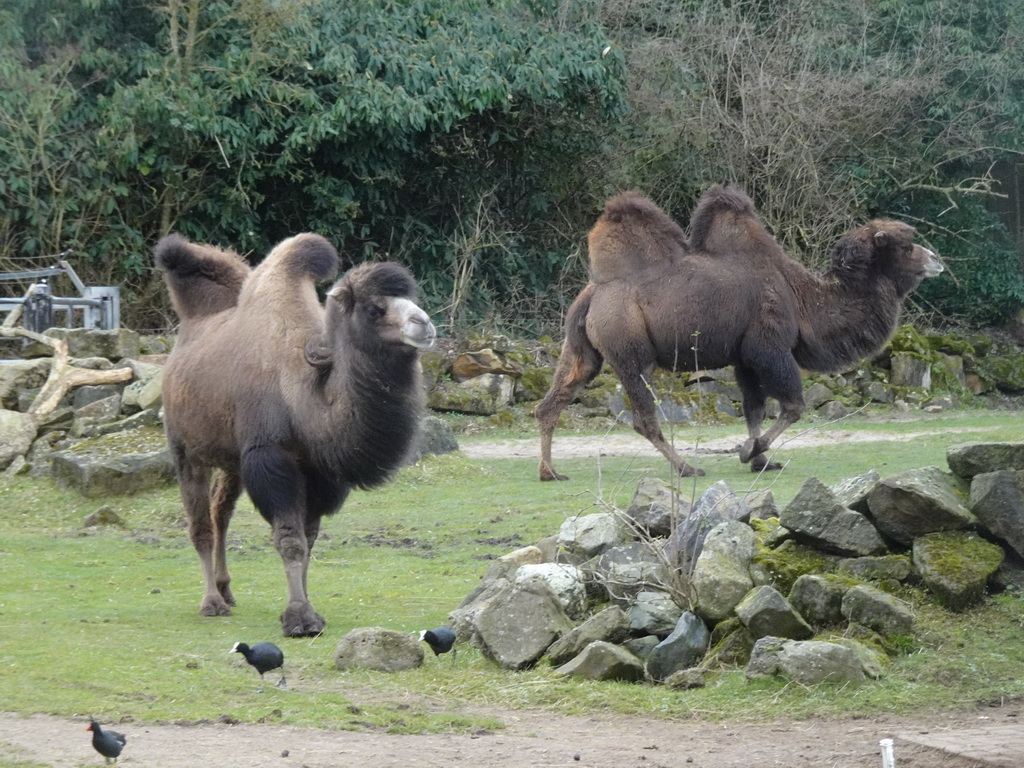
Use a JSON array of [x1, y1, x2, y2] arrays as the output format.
[[738, 438, 761, 464], [749, 454, 783, 472], [199, 598, 232, 617], [539, 471, 569, 482], [217, 583, 236, 606], [678, 464, 706, 478], [281, 604, 326, 637]]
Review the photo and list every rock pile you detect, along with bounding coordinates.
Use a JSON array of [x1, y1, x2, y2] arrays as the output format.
[[451, 442, 1024, 687]]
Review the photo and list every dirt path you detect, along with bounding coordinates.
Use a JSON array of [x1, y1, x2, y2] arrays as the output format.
[[0, 706, 1007, 768]]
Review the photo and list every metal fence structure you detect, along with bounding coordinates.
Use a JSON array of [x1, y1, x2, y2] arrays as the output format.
[[0, 252, 120, 332]]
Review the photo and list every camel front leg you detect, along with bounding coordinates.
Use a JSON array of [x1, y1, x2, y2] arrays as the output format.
[[210, 470, 242, 606], [242, 445, 326, 637], [735, 361, 804, 471]]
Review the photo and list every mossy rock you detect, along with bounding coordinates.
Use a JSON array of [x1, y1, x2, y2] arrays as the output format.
[[517, 367, 552, 402], [974, 355, 1024, 393], [912, 531, 1004, 612], [751, 539, 836, 594], [887, 325, 934, 359]]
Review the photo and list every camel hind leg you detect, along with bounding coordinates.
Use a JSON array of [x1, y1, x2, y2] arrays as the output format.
[[210, 470, 241, 606], [535, 284, 602, 481], [175, 456, 234, 617]]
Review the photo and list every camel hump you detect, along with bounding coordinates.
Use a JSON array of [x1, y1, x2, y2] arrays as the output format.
[[588, 192, 688, 282], [261, 233, 339, 282], [155, 233, 252, 320], [688, 182, 760, 252]]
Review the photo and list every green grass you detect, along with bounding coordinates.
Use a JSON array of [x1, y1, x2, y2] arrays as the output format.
[[3, 408, 1024, 735]]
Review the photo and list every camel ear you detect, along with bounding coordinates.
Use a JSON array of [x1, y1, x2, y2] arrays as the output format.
[[328, 278, 356, 313], [873, 230, 889, 247], [304, 336, 333, 370]]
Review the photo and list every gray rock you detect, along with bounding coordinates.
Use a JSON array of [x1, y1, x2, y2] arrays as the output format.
[[83, 505, 125, 527], [0, 359, 51, 410], [626, 477, 689, 537], [449, 577, 510, 641], [734, 585, 813, 640], [473, 580, 574, 670], [45, 327, 141, 360], [830, 470, 880, 514], [552, 640, 645, 682], [70, 384, 122, 410], [836, 555, 915, 583], [545, 606, 631, 666], [405, 414, 459, 464], [747, 637, 866, 684], [703, 619, 756, 668], [841, 585, 914, 636], [482, 545, 547, 583], [664, 668, 706, 689], [969, 470, 1024, 559], [745, 489, 778, 520], [788, 574, 849, 627], [628, 590, 683, 637], [781, 477, 886, 556], [947, 442, 1024, 478], [428, 373, 515, 415], [558, 512, 629, 561], [515, 563, 586, 619], [912, 531, 1004, 612], [692, 520, 756, 621], [861, 380, 894, 404], [333, 627, 424, 672], [646, 611, 711, 682], [890, 353, 931, 388], [803, 382, 833, 410], [833, 637, 889, 679], [593, 540, 667, 604], [623, 635, 661, 662], [818, 401, 851, 421], [866, 467, 974, 546], [49, 428, 174, 497], [0, 409, 37, 470], [71, 395, 122, 436], [665, 480, 750, 574]]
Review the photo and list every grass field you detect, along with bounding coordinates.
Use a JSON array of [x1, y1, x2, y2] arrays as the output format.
[[3, 408, 1024, 738]]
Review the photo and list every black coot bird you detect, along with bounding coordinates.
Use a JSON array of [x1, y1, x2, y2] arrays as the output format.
[[419, 626, 457, 664], [86, 720, 126, 764], [231, 641, 286, 690]]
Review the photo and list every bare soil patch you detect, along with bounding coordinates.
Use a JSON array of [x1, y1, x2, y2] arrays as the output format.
[[0, 705, 1009, 768]]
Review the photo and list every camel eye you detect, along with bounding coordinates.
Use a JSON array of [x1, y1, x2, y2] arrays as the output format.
[[365, 301, 386, 320]]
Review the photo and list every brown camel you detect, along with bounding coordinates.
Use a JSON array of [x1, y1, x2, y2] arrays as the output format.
[[156, 233, 436, 636], [535, 184, 943, 480]]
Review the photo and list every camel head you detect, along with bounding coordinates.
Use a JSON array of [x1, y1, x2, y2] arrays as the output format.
[[830, 220, 943, 295], [305, 262, 435, 369]]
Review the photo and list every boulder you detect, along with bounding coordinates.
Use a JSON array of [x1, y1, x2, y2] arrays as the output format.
[[836, 555, 915, 583], [781, 477, 886, 556], [593, 540, 667, 605], [482, 545, 547, 583], [472, 580, 574, 670], [623, 635, 661, 662], [947, 442, 1024, 478], [734, 585, 812, 640], [404, 414, 459, 464], [645, 611, 711, 682], [0, 359, 51, 409], [333, 627, 424, 672], [0, 409, 37, 471], [514, 563, 586, 619], [866, 467, 974, 546], [692, 520, 756, 621], [626, 477, 689, 537], [830, 470, 880, 514], [49, 428, 175, 497], [451, 348, 522, 381], [912, 531, 1004, 612], [552, 641, 645, 682], [545, 605, 631, 666], [558, 512, 629, 561], [449, 577, 510, 641], [703, 618, 756, 668], [44, 327, 141, 360], [628, 590, 683, 637], [428, 373, 515, 415], [889, 353, 931, 388], [788, 574, 849, 627], [840, 585, 914, 636], [665, 480, 750, 573], [746, 637, 866, 685], [968, 470, 1024, 559], [745, 489, 778, 521]]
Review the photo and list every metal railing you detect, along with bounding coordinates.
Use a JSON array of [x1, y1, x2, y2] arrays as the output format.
[[0, 252, 120, 332]]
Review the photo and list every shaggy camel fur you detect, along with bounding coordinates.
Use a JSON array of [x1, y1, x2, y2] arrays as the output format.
[[536, 184, 943, 480], [157, 233, 436, 636]]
